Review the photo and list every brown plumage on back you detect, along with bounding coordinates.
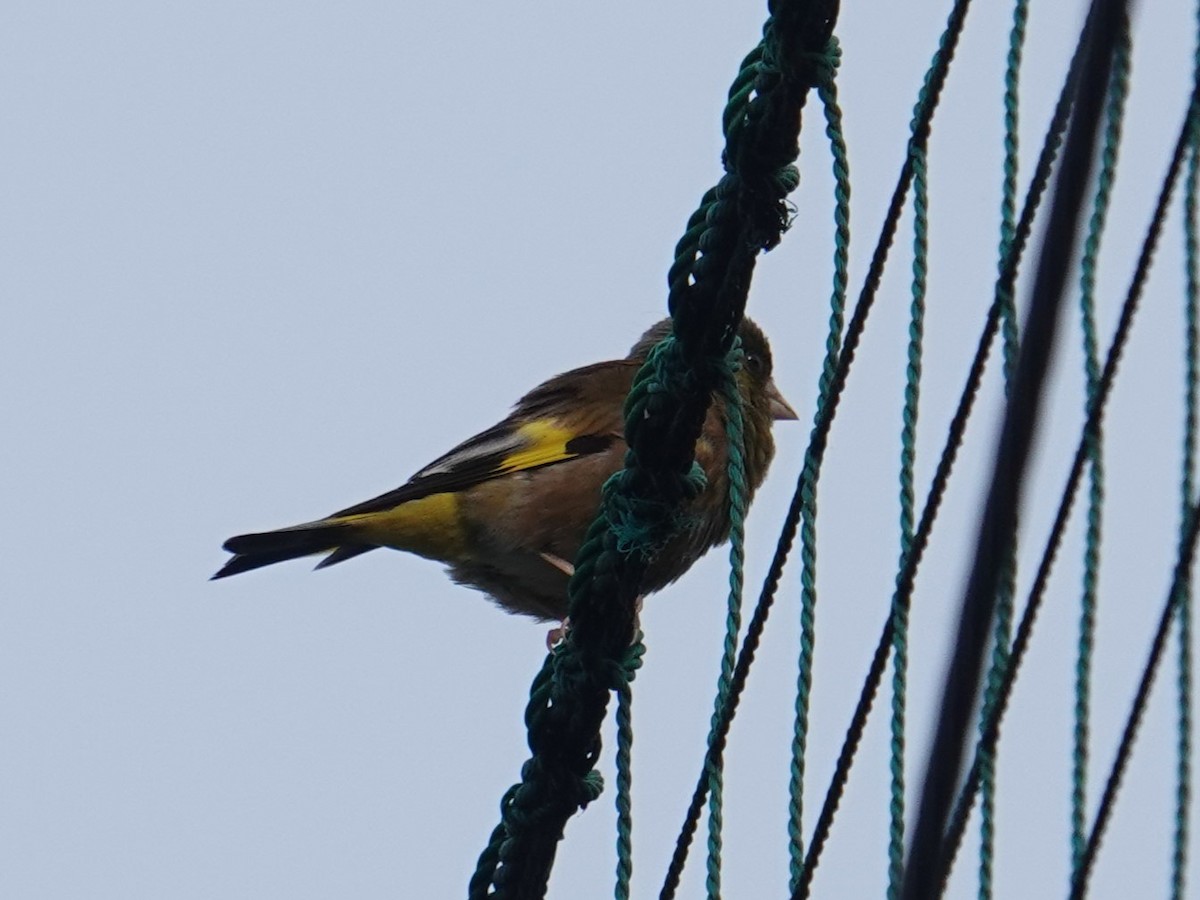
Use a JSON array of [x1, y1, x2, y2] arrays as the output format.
[[214, 318, 797, 621]]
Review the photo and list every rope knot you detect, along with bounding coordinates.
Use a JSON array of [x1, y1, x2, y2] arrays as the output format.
[[791, 36, 842, 89], [603, 463, 707, 560], [505, 759, 603, 830], [606, 636, 647, 691]]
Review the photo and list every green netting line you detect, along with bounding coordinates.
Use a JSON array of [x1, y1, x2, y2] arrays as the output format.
[[975, 5, 1028, 897], [1176, 22, 1200, 893], [887, 130, 927, 900], [666, 0, 972, 887], [820, 55, 851, 399], [704, 341, 749, 900], [661, 0, 968, 891], [468, 3, 839, 897], [788, 2, 980, 895], [1073, 501, 1200, 900], [1060, 88, 1200, 886], [1074, 420, 1200, 897], [870, 11, 1088, 879], [906, 2, 1130, 888], [942, 68, 1200, 890], [1070, 17, 1131, 880], [787, 36, 849, 895], [797, 9, 1085, 895], [614, 634, 643, 900], [659, 37, 848, 900], [1064, 87, 1200, 875]]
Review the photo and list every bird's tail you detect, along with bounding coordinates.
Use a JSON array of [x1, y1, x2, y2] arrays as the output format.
[[211, 519, 374, 579]]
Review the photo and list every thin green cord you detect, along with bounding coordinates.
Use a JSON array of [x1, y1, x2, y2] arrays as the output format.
[[705, 347, 749, 900], [1175, 105, 1199, 900], [615, 682, 633, 900], [888, 138, 927, 900], [791, 0, 974, 885], [945, 68, 1200, 895], [977, 6, 1027, 898], [788, 39, 848, 893], [615, 635, 644, 900], [1175, 16, 1200, 900], [1069, 21, 1131, 880], [937, 13, 1087, 879]]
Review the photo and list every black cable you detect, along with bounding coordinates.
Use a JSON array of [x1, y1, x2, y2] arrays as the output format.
[[900, 1, 1129, 897], [939, 73, 1200, 888], [790, 3, 1086, 891]]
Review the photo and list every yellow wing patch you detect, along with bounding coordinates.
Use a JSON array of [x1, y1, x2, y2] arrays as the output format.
[[495, 421, 579, 475], [320, 421, 596, 564]]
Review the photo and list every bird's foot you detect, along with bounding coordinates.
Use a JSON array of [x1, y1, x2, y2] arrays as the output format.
[[546, 617, 570, 651], [537, 553, 576, 650], [538, 552, 642, 649], [544, 597, 643, 651]]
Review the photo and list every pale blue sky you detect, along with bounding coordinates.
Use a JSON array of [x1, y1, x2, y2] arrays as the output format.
[[2, 2, 1197, 897]]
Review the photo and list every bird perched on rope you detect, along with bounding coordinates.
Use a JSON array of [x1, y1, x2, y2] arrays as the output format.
[[213, 317, 797, 622]]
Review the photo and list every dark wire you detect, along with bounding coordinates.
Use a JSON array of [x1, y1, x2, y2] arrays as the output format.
[[900, 1, 1129, 897]]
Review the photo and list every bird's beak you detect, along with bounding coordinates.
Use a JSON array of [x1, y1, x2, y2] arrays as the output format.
[[766, 378, 799, 421]]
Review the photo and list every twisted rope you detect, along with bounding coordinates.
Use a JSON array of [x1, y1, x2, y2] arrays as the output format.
[[976, 10, 1029, 897], [704, 344, 749, 900], [788, 35, 848, 894], [1176, 116, 1199, 900], [614, 637, 643, 900], [1070, 17, 1131, 879], [661, 35, 848, 900], [887, 130, 927, 900], [472, 3, 839, 897]]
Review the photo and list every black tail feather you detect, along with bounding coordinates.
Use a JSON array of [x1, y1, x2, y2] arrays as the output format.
[[212, 522, 357, 580], [212, 547, 315, 579], [315, 544, 376, 569]]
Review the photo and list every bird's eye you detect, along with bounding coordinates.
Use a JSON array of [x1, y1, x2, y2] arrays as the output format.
[[744, 352, 765, 377]]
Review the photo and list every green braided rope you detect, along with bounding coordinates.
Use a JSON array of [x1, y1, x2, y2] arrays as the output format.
[[1068, 77, 1200, 899], [470, 817, 512, 900], [998, 0, 1026, 260], [1070, 19, 1130, 879], [788, 37, 848, 893], [723, 45, 767, 140], [1175, 97, 1199, 900], [820, 46, 851, 372], [788, 3, 978, 891], [468, 655, 565, 900], [787, 277, 821, 893], [473, 8, 838, 890], [668, 16, 838, 327], [793, 9, 973, 888], [887, 133, 927, 900], [977, 5, 1028, 896], [614, 635, 644, 900], [1174, 17, 1200, 899], [705, 342, 749, 900]]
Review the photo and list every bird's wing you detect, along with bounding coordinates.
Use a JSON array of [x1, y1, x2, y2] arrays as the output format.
[[330, 360, 636, 518]]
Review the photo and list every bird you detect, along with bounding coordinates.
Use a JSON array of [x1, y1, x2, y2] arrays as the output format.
[[212, 317, 797, 622]]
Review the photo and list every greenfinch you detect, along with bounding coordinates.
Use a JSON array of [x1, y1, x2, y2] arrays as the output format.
[[213, 318, 797, 621]]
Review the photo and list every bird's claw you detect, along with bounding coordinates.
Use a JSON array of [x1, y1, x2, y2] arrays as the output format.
[[546, 617, 570, 650]]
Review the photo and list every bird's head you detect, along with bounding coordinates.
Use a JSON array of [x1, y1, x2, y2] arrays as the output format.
[[628, 317, 798, 422]]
